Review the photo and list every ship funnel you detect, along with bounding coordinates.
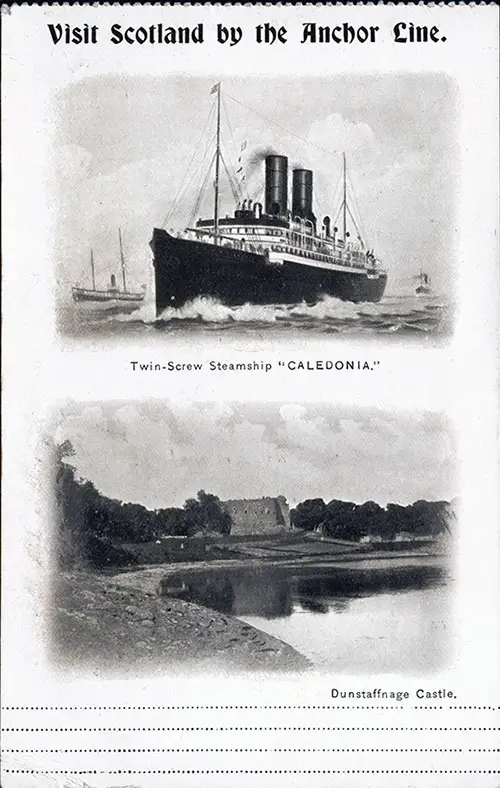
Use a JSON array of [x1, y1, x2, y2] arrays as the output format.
[[265, 155, 288, 217], [292, 169, 315, 223]]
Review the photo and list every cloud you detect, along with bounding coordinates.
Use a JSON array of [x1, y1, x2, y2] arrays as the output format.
[[53, 144, 93, 182], [55, 403, 456, 509], [307, 113, 376, 155]]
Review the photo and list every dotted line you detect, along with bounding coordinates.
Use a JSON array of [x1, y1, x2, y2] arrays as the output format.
[[3, 770, 500, 775], [3, 748, 500, 753], [2, 705, 498, 711], [3, 727, 499, 732]]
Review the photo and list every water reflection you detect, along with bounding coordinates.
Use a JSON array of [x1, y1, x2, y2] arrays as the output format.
[[161, 563, 447, 619], [161, 561, 450, 672], [161, 569, 293, 618]]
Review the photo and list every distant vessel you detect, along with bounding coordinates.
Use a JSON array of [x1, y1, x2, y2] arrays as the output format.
[[415, 270, 431, 295], [151, 83, 387, 316], [72, 230, 145, 304]]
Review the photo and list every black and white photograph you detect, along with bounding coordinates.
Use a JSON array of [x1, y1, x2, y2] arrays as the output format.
[[55, 74, 458, 341], [52, 401, 456, 675]]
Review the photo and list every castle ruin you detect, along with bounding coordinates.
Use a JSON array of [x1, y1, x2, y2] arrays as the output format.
[[221, 496, 291, 536]]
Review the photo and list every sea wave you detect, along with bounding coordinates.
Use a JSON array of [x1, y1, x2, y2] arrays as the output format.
[[158, 296, 287, 324], [156, 294, 391, 324], [154, 293, 450, 334], [70, 292, 451, 337]]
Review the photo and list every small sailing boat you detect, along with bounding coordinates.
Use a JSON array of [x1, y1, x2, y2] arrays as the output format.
[[72, 229, 146, 304], [415, 269, 431, 295]]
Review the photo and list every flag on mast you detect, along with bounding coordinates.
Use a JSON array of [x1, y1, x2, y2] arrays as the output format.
[[210, 83, 220, 95], [237, 141, 247, 175]]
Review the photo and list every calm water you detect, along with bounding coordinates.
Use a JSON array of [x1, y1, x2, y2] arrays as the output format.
[[63, 293, 452, 340], [162, 558, 451, 673]]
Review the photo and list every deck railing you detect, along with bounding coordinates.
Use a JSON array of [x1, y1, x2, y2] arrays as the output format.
[[176, 227, 380, 271]]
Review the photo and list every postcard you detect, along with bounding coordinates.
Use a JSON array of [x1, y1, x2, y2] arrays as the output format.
[[2, 3, 499, 786]]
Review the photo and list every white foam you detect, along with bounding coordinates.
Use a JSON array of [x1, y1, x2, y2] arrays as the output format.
[[109, 292, 447, 328], [157, 296, 282, 323]]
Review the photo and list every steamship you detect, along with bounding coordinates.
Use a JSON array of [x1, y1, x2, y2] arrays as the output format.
[[72, 229, 145, 305], [415, 269, 431, 295], [151, 84, 387, 316]]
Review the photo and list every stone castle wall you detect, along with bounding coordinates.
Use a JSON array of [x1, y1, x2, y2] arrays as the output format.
[[222, 496, 291, 536]]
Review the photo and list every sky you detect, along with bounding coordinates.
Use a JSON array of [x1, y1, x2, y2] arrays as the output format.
[[51, 73, 458, 299], [54, 401, 456, 510]]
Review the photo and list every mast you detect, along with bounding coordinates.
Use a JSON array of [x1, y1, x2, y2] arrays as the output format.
[[213, 82, 221, 245], [119, 228, 127, 292], [90, 248, 96, 291], [342, 152, 347, 243]]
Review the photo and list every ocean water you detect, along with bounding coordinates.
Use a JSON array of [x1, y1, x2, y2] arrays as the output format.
[[65, 292, 452, 340]]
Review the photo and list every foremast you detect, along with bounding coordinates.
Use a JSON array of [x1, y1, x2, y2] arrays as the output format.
[[119, 227, 127, 292], [342, 152, 347, 243], [90, 248, 96, 290], [212, 82, 221, 246]]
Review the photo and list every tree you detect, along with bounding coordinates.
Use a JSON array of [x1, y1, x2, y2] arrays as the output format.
[[290, 498, 326, 531], [322, 499, 359, 539], [55, 440, 95, 568], [354, 500, 386, 539], [155, 507, 188, 536], [183, 490, 232, 536], [290, 493, 456, 543]]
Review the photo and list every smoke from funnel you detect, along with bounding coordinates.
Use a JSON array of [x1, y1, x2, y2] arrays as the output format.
[[247, 146, 278, 175]]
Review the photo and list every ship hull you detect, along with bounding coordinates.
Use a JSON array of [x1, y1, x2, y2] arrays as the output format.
[[72, 287, 144, 304], [152, 229, 387, 315]]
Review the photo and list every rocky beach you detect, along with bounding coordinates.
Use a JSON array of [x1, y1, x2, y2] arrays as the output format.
[[53, 572, 311, 675]]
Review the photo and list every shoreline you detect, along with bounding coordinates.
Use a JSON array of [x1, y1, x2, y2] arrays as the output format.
[[105, 549, 449, 595], [53, 551, 449, 675]]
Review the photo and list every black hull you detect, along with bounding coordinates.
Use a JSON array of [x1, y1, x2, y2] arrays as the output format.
[[152, 228, 387, 316]]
